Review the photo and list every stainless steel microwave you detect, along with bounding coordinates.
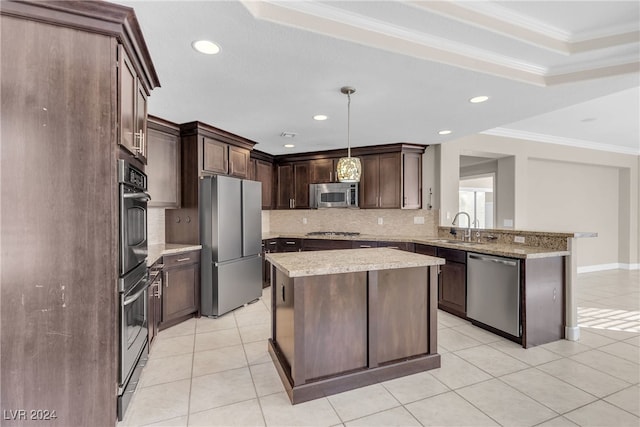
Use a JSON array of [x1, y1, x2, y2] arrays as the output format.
[[310, 183, 359, 208]]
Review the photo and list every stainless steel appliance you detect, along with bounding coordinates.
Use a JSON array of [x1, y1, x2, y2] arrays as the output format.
[[200, 175, 262, 317], [119, 160, 150, 278], [117, 160, 150, 420], [466, 253, 521, 337], [309, 182, 358, 208]]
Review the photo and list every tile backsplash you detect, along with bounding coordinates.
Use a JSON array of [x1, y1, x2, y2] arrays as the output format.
[[148, 208, 166, 245], [268, 208, 438, 237]]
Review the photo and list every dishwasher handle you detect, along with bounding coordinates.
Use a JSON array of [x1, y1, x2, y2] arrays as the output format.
[[468, 253, 518, 267]]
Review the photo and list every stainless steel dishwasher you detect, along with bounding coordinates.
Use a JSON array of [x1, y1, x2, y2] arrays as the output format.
[[467, 253, 521, 337]]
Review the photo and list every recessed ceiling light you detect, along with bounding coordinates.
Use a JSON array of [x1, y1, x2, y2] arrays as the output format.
[[313, 114, 328, 121], [438, 130, 452, 135], [283, 144, 295, 148], [469, 96, 489, 104], [192, 40, 220, 55]]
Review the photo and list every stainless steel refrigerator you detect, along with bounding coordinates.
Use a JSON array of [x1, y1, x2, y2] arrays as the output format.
[[200, 175, 262, 317]]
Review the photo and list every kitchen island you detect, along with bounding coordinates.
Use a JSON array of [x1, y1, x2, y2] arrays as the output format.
[[265, 248, 445, 404]]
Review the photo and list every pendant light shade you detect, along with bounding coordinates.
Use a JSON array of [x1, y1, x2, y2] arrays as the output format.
[[336, 86, 361, 183]]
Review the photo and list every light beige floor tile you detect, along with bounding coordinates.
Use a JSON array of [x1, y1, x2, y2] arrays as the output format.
[[540, 339, 591, 357], [429, 353, 492, 389], [584, 327, 639, 341], [150, 335, 195, 359], [604, 385, 640, 417], [158, 318, 196, 338], [345, 406, 421, 427], [598, 341, 640, 364], [381, 371, 449, 404], [142, 415, 188, 426], [535, 416, 579, 426], [125, 379, 191, 426], [438, 328, 483, 352], [625, 336, 640, 347], [500, 368, 597, 413], [235, 310, 271, 328], [196, 315, 237, 333], [188, 399, 265, 427], [437, 311, 469, 328], [192, 345, 247, 377], [576, 329, 618, 348], [239, 323, 272, 344], [233, 299, 269, 314], [570, 349, 639, 383], [327, 384, 400, 422], [455, 344, 529, 377], [194, 328, 242, 352], [564, 400, 640, 427], [189, 367, 257, 414], [489, 340, 562, 366], [405, 391, 498, 426], [249, 362, 286, 397], [456, 379, 557, 426], [139, 353, 193, 388], [451, 324, 506, 344], [537, 358, 631, 397], [260, 392, 341, 427], [244, 340, 272, 365]]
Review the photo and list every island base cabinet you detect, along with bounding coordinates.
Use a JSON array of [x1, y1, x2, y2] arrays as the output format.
[[269, 264, 440, 404]]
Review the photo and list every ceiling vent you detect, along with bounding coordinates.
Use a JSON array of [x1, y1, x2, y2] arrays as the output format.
[[280, 132, 297, 138]]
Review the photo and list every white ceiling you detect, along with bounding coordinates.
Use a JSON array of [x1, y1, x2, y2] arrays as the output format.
[[115, 1, 639, 156]]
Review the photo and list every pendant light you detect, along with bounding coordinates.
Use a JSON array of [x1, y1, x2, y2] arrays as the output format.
[[336, 86, 361, 183]]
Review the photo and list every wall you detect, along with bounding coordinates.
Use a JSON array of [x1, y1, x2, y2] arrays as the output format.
[[435, 133, 639, 270], [269, 208, 438, 238], [148, 208, 166, 245]]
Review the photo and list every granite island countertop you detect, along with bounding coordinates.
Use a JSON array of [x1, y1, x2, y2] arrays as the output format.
[[262, 232, 571, 259], [265, 247, 445, 278], [148, 243, 202, 266]]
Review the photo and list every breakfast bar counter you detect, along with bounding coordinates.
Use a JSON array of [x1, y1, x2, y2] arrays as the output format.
[[265, 248, 445, 404]]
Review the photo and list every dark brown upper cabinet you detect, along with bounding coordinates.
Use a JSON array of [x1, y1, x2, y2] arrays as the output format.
[[310, 158, 337, 183], [255, 159, 274, 209], [202, 137, 229, 175], [360, 153, 401, 208], [147, 116, 181, 208], [118, 45, 148, 164], [277, 162, 310, 209]]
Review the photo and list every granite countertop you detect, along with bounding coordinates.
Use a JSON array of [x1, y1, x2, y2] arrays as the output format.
[[148, 243, 202, 266], [265, 247, 445, 278], [262, 233, 570, 259]]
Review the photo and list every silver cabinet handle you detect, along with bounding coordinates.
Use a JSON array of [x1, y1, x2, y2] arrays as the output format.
[[230, 161, 234, 175], [165, 272, 169, 288], [285, 241, 296, 245], [176, 257, 190, 262], [359, 245, 372, 248], [330, 171, 333, 182]]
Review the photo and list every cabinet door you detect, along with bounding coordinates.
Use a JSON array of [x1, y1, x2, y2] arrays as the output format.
[[310, 158, 336, 183], [256, 160, 273, 209], [378, 153, 401, 208], [277, 164, 294, 209], [135, 83, 148, 163], [118, 46, 137, 156], [229, 146, 250, 178], [360, 155, 380, 208], [147, 127, 180, 208], [402, 152, 421, 209], [202, 137, 228, 174], [438, 261, 466, 316], [163, 264, 198, 323], [293, 162, 310, 209]]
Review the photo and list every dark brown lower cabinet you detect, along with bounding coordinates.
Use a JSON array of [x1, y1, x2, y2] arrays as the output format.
[[436, 247, 467, 317], [160, 251, 200, 330]]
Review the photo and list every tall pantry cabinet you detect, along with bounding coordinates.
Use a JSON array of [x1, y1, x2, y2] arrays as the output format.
[[0, 2, 159, 426]]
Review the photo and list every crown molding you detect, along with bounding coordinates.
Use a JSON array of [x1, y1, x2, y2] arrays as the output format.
[[242, 0, 638, 87], [482, 128, 640, 156]]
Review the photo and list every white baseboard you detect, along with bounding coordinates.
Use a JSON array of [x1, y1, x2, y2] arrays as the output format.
[[578, 263, 640, 273], [565, 326, 580, 341]]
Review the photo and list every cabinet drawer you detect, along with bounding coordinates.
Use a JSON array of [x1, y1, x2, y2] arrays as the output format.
[[163, 250, 199, 267], [277, 238, 302, 252], [415, 244, 437, 256], [437, 247, 466, 264], [379, 241, 414, 252], [303, 239, 352, 251]]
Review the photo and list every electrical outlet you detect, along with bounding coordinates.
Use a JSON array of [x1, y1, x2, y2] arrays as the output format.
[[446, 212, 451, 220], [302, 217, 307, 224], [514, 236, 525, 244], [414, 216, 425, 224], [378, 217, 384, 225], [504, 219, 513, 227]]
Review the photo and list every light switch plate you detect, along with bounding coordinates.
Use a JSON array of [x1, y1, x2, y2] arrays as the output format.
[[378, 217, 384, 225], [414, 216, 425, 224], [302, 218, 307, 224]]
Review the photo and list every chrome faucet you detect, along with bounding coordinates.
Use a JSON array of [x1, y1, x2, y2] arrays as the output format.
[[452, 211, 472, 241]]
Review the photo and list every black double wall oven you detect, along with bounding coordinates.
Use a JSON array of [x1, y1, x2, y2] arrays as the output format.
[[118, 160, 150, 420]]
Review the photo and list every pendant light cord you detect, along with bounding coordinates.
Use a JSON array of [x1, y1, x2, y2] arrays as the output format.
[[347, 91, 351, 158]]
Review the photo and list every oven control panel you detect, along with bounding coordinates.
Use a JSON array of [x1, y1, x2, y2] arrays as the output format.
[[118, 159, 147, 191]]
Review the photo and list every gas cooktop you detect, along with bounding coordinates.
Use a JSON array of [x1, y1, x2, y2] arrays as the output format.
[[306, 231, 361, 237]]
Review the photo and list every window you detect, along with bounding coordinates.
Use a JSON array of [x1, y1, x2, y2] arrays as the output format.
[[459, 175, 494, 228]]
